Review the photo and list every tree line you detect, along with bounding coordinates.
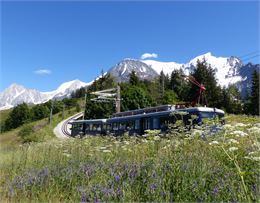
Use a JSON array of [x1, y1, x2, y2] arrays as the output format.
[[83, 59, 259, 119], [1, 59, 259, 132], [1, 98, 80, 132]]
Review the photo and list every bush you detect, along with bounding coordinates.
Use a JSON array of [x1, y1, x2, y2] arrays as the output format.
[[18, 124, 39, 143]]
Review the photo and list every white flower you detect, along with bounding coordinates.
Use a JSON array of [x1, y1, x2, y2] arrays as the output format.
[[99, 146, 107, 150], [227, 139, 239, 144], [123, 141, 130, 145], [153, 136, 161, 141], [209, 141, 219, 145], [235, 123, 246, 127], [63, 153, 71, 157], [228, 147, 238, 152], [230, 130, 248, 137], [192, 129, 203, 137], [249, 151, 258, 156], [224, 124, 233, 129], [254, 123, 260, 128], [252, 157, 260, 161], [102, 149, 111, 153], [248, 127, 260, 134]]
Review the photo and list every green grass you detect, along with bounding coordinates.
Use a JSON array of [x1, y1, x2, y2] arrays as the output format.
[[0, 114, 259, 202]]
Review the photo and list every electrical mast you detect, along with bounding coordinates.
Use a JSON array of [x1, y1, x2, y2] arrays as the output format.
[[90, 84, 121, 113]]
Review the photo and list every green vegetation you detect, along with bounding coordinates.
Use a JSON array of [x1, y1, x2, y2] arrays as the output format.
[[0, 59, 259, 202], [0, 98, 82, 133], [83, 60, 259, 120], [0, 115, 259, 202]]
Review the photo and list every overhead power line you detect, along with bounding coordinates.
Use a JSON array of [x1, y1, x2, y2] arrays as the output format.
[[242, 54, 260, 62], [238, 51, 260, 59]]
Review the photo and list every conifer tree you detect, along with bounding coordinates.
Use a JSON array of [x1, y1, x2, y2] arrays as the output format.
[[190, 59, 222, 107], [129, 70, 139, 86]]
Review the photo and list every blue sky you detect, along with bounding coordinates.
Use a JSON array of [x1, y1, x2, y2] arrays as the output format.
[[1, 1, 259, 92]]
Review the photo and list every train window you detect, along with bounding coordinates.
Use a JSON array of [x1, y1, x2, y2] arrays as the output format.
[[113, 123, 118, 130], [135, 120, 140, 130], [160, 117, 169, 129], [85, 124, 90, 131], [126, 121, 134, 130], [119, 123, 126, 130], [144, 118, 150, 130], [97, 124, 101, 131], [106, 124, 112, 131], [153, 118, 159, 129], [73, 124, 83, 130], [92, 124, 97, 131]]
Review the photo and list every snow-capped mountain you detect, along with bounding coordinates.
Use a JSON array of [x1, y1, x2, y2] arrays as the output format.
[[108, 58, 158, 82], [1, 52, 258, 110], [108, 52, 253, 88], [142, 52, 245, 87], [0, 79, 89, 110]]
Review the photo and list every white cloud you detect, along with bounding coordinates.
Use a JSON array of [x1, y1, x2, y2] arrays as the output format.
[[140, 53, 158, 60], [34, 69, 52, 75]]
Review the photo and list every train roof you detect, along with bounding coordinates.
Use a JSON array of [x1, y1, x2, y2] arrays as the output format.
[[69, 106, 224, 125], [69, 118, 107, 125], [108, 107, 224, 123]]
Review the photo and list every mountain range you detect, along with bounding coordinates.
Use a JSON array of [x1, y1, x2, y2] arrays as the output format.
[[0, 52, 259, 110]]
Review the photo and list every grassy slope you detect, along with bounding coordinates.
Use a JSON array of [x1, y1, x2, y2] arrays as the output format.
[[0, 114, 259, 202]]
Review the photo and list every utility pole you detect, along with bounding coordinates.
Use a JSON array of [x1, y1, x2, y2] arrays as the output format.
[[115, 84, 121, 113], [62, 104, 65, 120], [49, 100, 54, 125], [82, 93, 87, 120]]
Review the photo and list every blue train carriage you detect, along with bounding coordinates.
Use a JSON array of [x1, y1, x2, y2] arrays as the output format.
[[69, 118, 107, 137], [69, 105, 225, 137]]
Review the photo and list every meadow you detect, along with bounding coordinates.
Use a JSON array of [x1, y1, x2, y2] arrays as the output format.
[[0, 114, 259, 202]]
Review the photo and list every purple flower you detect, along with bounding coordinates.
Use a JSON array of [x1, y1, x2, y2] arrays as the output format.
[[114, 175, 120, 182], [212, 187, 219, 195]]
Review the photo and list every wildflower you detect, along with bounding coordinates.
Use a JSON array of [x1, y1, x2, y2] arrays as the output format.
[[209, 141, 219, 145], [249, 151, 258, 156], [123, 141, 130, 145], [192, 129, 203, 136], [252, 157, 260, 161], [63, 153, 71, 157], [154, 136, 160, 141], [235, 123, 246, 127], [248, 127, 260, 134], [223, 124, 233, 129], [99, 146, 107, 150], [230, 130, 248, 137], [114, 175, 120, 182], [227, 139, 239, 144], [254, 123, 260, 128], [102, 149, 111, 153], [228, 147, 238, 152]]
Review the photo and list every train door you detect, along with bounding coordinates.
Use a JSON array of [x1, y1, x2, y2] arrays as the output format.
[[140, 117, 150, 134]]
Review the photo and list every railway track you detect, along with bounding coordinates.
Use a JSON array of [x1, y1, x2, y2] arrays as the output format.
[[61, 112, 84, 137]]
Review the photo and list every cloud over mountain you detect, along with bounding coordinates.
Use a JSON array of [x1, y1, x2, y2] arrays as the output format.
[[140, 53, 158, 60]]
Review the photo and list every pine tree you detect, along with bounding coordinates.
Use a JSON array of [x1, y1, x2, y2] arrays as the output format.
[[129, 70, 139, 86], [190, 59, 222, 107], [170, 69, 190, 101]]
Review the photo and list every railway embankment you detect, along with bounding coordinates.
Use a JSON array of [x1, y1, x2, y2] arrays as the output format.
[[53, 112, 84, 138]]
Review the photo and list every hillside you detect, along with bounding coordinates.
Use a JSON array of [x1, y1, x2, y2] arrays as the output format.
[[0, 114, 259, 202]]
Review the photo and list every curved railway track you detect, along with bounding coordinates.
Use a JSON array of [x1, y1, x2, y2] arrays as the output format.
[[60, 112, 84, 137]]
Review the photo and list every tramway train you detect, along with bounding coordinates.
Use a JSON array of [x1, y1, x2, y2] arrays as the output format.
[[69, 104, 225, 137]]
